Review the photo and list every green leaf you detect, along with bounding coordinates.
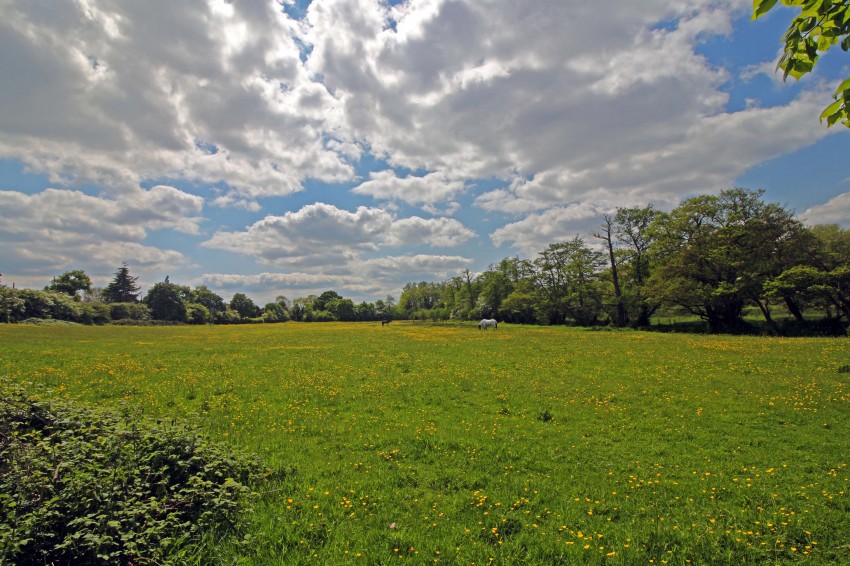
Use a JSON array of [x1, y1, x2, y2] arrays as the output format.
[[753, 0, 779, 19], [819, 98, 843, 123], [835, 76, 850, 94]]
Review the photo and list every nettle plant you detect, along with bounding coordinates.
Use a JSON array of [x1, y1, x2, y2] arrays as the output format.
[[0, 380, 270, 565]]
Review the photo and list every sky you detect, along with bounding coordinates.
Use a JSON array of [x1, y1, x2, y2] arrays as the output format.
[[1, 0, 849, 305]]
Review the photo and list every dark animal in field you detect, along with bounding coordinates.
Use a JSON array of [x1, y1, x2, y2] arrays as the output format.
[[381, 319, 391, 326]]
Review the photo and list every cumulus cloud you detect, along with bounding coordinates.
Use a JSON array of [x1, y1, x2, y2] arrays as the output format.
[[0, 186, 200, 281], [802, 192, 850, 227], [202, 202, 393, 265], [352, 170, 465, 210], [0, 0, 352, 202], [490, 202, 612, 255], [202, 202, 475, 265], [383, 216, 476, 247]]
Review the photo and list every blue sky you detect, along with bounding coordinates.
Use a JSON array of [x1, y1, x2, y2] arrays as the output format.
[[0, 0, 848, 304]]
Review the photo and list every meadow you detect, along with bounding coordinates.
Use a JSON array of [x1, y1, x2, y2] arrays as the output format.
[[0, 322, 848, 564]]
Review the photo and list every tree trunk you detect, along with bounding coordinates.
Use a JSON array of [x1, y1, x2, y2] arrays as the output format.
[[596, 215, 627, 327], [783, 295, 805, 322], [753, 297, 776, 330]]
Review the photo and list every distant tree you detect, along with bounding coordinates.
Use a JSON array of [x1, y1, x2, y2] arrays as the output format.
[[290, 296, 316, 321], [647, 188, 804, 331], [109, 302, 151, 321], [191, 286, 226, 322], [398, 282, 445, 318], [355, 301, 377, 321], [47, 270, 92, 297], [230, 293, 260, 318], [275, 295, 291, 311], [498, 279, 539, 324], [314, 290, 342, 312], [595, 214, 626, 327], [103, 263, 141, 303], [144, 281, 187, 322], [326, 298, 356, 321], [614, 205, 662, 327], [263, 301, 290, 322], [766, 224, 850, 320], [753, 0, 850, 127], [185, 303, 211, 324], [534, 238, 606, 326]]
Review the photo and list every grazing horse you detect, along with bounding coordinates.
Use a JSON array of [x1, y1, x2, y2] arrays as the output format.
[[381, 319, 391, 326], [478, 319, 498, 330]]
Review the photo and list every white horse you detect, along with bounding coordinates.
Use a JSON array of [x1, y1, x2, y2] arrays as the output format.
[[478, 319, 498, 330]]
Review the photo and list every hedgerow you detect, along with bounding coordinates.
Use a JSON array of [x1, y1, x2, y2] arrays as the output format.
[[0, 380, 269, 565]]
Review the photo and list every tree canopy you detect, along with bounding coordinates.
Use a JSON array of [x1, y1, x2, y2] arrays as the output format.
[[103, 263, 141, 304], [754, 0, 850, 127]]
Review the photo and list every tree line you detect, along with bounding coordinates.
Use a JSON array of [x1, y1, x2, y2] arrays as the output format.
[[396, 188, 850, 334], [1, 189, 848, 333], [0, 265, 396, 325]]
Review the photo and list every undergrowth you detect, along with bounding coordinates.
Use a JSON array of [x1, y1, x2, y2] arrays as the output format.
[[0, 379, 270, 565]]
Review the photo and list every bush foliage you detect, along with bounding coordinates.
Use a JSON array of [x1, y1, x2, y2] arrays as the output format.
[[0, 380, 269, 565]]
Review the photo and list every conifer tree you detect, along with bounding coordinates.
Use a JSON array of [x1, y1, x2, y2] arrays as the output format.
[[103, 263, 141, 303]]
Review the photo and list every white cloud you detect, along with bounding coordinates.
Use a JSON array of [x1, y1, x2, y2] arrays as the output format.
[[202, 202, 393, 265], [0, 0, 352, 202], [802, 192, 850, 227], [360, 254, 472, 279], [0, 186, 201, 280], [490, 203, 612, 255], [202, 202, 475, 264], [351, 170, 465, 209], [383, 216, 476, 247]]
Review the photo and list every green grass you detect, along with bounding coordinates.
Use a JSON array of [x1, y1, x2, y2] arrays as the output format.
[[1, 322, 848, 564]]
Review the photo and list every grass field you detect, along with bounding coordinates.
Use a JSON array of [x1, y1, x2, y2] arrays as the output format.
[[1, 322, 848, 564]]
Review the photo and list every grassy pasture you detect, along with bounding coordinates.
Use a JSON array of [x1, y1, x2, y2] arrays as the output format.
[[1, 322, 848, 564]]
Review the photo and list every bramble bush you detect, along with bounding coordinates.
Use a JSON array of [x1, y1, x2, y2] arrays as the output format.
[[0, 380, 270, 565]]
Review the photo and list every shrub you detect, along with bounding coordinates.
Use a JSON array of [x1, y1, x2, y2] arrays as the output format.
[[313, 310, 337, 322], [109, 302, 150, 321], [0, 380, 269, 565], [186, 302, 211, 325]]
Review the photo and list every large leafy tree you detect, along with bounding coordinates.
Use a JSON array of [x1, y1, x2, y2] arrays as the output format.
[[229, 293, 260, 318], [144, 279, 187, 322], [102, 263, 140, 303], [767, 224, 850, 319], [534, 238, 606, 326], [47, 270, 92, 297], [190, 286, 226, 321], [753, 0, 850, 127], [647, 188, 805, 331], [615, 206, 662, 327]]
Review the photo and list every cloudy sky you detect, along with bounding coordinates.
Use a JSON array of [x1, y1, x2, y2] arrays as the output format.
[[1, 0, 848, 304]]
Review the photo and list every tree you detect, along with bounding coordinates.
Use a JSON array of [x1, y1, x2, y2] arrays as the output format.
[[753, 0, 850, 127], [595, 214, 627, 327], [144, 281, 187, 322], [47, 270, 92, 297], [262, 301, 290, 322], [103, 263, 141, 303], [313, 290, 342, 312], [190, 286, 226, 322], [499, 279, 539, 324], [534, 238, 606, 326], [230, 293, 260, 318], [326, 298, 356, 321], [767, 224, 850, 320], [614, 205, 662, 327], [355, 301, 377, 321], [647, 188, 805, 331]]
